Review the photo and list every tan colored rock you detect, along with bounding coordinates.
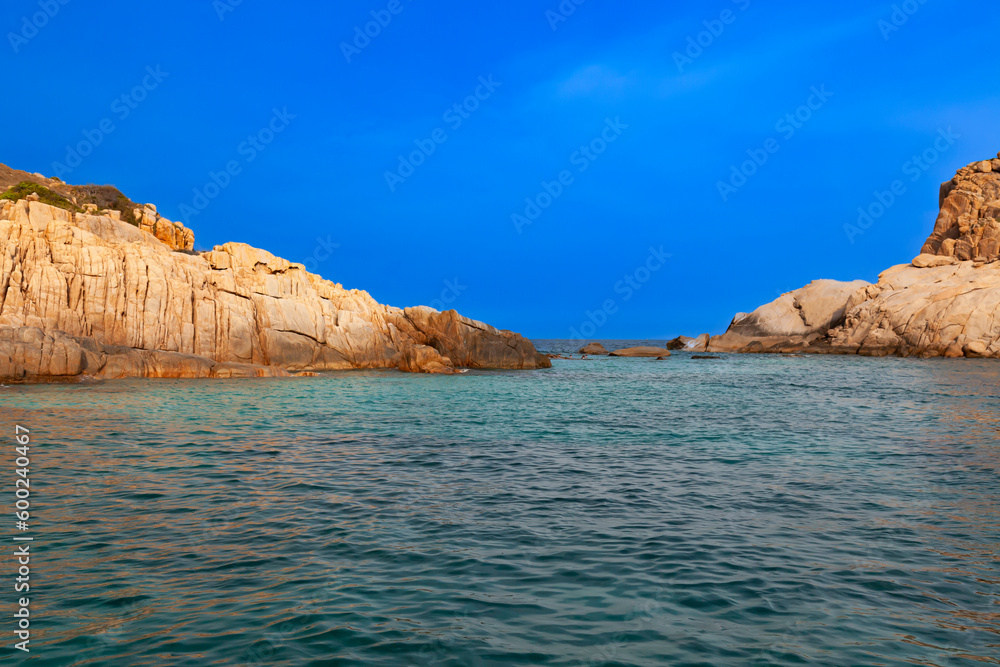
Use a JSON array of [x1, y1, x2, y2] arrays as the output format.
[[825, 261, 1000, 357], [684, 334, 710, 351], [403, 307, 551, 370], [578, 342, 609, 354], [398, 344, 456, 374], [665, 336, 692, 350], [912, 253, 957, 268], [0, 198, 546, 380], [922, 159, 1000, 261], [963, 340, 988, 358], [609, 346, 671, 357], [709, 279, 869, 352]]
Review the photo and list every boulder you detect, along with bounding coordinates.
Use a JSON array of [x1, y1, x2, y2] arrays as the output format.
[[684, 334, 710, 351], [665, 336, 692, 350], [609, 346, 672, 358], [578, 342, 609, 355], [398, 344, 456, 374], [912, 253, 957, 268], [710, 279, 869, 352]]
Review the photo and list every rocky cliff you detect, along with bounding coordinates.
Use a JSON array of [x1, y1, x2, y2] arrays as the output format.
[[710, 152, 1000, 358], [0, 172, 549, 381]]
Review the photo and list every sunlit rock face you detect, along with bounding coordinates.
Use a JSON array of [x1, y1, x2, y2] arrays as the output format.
[[710, 152, 1000, 358], [0, 197, 549, 381]]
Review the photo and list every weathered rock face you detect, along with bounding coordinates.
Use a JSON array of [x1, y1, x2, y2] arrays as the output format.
[[922, 156, 1000, 261], [710, 152, 1000, 359], [710, 280, 871, 353], [133, 204, 195, 252], [824, 258, 1000, 357], [0, 196, 549, 381]]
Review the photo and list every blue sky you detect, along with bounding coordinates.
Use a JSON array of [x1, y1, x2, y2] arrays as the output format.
[[3, 0, 998, 338]]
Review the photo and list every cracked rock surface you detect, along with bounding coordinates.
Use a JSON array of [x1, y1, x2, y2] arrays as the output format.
[[0, 198, 549, 381]]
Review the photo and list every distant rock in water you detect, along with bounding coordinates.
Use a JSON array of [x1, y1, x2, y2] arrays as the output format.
[[665, 336, 692, 350], [609, 346, 672, 358], [709, 152, 1000, 358], [667, 334, 710, 351], [578, 342, 609, 355], [0, 165, 550, 381]]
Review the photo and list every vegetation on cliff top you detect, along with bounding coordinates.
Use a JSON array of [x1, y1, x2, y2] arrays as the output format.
[[0, 181, 144, 227], [1, 181, 82, 213], [71, 185, 140, 226]]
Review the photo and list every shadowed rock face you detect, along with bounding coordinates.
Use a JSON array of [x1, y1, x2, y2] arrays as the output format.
[[710, 152, 1000, 359], [0, 195, 549, 381]]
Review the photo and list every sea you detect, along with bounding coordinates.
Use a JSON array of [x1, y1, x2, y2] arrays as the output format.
[[1, 340, 999, 666]]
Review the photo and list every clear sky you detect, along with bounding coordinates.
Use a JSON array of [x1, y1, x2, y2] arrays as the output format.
[[3, 1, 998, 338]]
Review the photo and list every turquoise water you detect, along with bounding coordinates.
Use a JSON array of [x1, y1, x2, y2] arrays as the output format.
[[2, 345, 1000, 666]]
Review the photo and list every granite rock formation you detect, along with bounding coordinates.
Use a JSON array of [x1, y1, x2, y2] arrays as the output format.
[[0, 176, 549, 381], [709, 154, 1000, 358]]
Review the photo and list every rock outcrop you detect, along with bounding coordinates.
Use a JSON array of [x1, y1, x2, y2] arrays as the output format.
[[710, 280, 871, 353], [578, 342, 609, 355], [709, 153, 1000, 358], [0, 179, 549, 381], [921, 154, 1000, 261], [665, 336, 692, 350]]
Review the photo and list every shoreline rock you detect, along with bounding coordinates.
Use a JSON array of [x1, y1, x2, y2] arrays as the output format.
[[578, 342, 609, 355], [708, 152, 1000, 359], [0, 170, 550, 381]]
